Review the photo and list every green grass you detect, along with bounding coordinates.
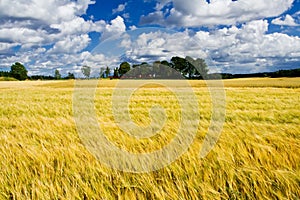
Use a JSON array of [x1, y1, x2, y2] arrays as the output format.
[[0, 77, 18, 81], [0, 78, 299, 199]]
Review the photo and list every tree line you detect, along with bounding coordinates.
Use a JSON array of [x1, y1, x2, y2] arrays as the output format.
[[214, 68, 300, 79], [0, 62, 75, 81], [94, 56, 209, 80], [1, 59, 300, 81]]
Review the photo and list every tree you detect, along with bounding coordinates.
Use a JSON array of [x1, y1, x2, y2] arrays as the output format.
[[171, 56, 209, 79], [171, 56, 190, 77], [66, 72, 75, 79], [185, 56, 209, 79], [132, 64, 140, 68], [105, 66, 110, 78], [113, 67, 119, 78], [160, 60, 176, 78], [81, 65, 91, 79], [161, 60, 170, 67], [10, 62, 28, 80], [118, 62, 131, 77], [54, 69, 61, 80], [139, 63, 151, 77], [99, 67, 106, 78], [0, 71, 11, 77], [153, 60, 174, 78], [184, 56, 197, 78]]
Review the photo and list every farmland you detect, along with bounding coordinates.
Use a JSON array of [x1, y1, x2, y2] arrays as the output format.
[[0, 78, 299, 199]]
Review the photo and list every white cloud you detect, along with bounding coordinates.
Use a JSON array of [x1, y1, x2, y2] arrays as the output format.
[[0, 19, 125, 76], [16, 18, 295, 75], [100, 16, 126, 41], [129, 25, 137, 30], [0, 0, 104, 52], [112, 3, 127, 14], [141, 0, 294, 27], [155, 0, 172, 10], [50, 17, 106, 35], [193, 20, 300, 72], [117, 20, 300, 73], [0, 0, 127, 75], [49, 34, 91, 54], [1, 19, 300, 75], [82, 52, 119, 69], [0, 0, 95, 24], [272, 14, 299, 26], [0, 43, 19, 51], [117, 29, 208, 65], [0, 27, 47, 44]]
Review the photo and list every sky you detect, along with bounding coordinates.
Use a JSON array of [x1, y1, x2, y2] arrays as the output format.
[[0, 0, 300, 76]]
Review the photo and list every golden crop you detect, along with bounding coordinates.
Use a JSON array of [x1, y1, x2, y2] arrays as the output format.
[[0, 78, 299, 199]]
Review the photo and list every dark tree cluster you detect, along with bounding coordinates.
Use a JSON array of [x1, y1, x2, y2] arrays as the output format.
[[0, 71, 11, 78], [208, 68, 300, 79], [270, 68, 300, 78], [123, 61, 181, 79], [171, 56, 208, 79], [29, 72, 75, 80], [116, 56, 209, 79]]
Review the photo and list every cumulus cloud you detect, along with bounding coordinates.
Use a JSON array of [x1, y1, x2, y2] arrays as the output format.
[[272, 14, 299, 26], [0, 0, 104, 52], [0, 0, 128, 75], [100, 16, 126, 41], [48, 34, 91, 54], [0, 43, 18, 52], [3, 18, 298, 75], [121, 30, 207, 63], [117, 20, 300, 73], [38, 16, 127, 52], [0, 27, 48, 44], [0, 0, 95, 24], [50, 18, 106, 35], [0, 0, 126, 53], [141, 0, 294, 27]]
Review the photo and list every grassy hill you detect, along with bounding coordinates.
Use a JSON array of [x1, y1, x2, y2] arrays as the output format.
[[0, 77, 18, 81]]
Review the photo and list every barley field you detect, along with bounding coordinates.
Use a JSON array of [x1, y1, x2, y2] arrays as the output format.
[[0, 78, 299, 199]]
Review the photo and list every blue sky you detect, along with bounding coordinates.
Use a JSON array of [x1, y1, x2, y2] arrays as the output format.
[[0, 0, 300, 76]]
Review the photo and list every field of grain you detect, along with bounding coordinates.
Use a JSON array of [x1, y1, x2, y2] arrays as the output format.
[[0, 78, 299, 199]]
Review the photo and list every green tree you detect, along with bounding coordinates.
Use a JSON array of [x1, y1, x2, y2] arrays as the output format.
[[113, 67, 119, 78], [185, 56, 209, 79], [105, 66, 110, 78], [160, 60, 175, 78], [171, 56, 209, 79], [132, 64, 140, 68], [140, 62, 151, 77], [0, 71, 11, 77], [99, 67, 106, 78], [66, 72, 75, 79], [54, 69, 61, 80], [161, 60, 170, 67], [118, 62, 131, 77], [171, 56, 190, 77], [81, 65, 91, 79], [10, 62, 28, 80]]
